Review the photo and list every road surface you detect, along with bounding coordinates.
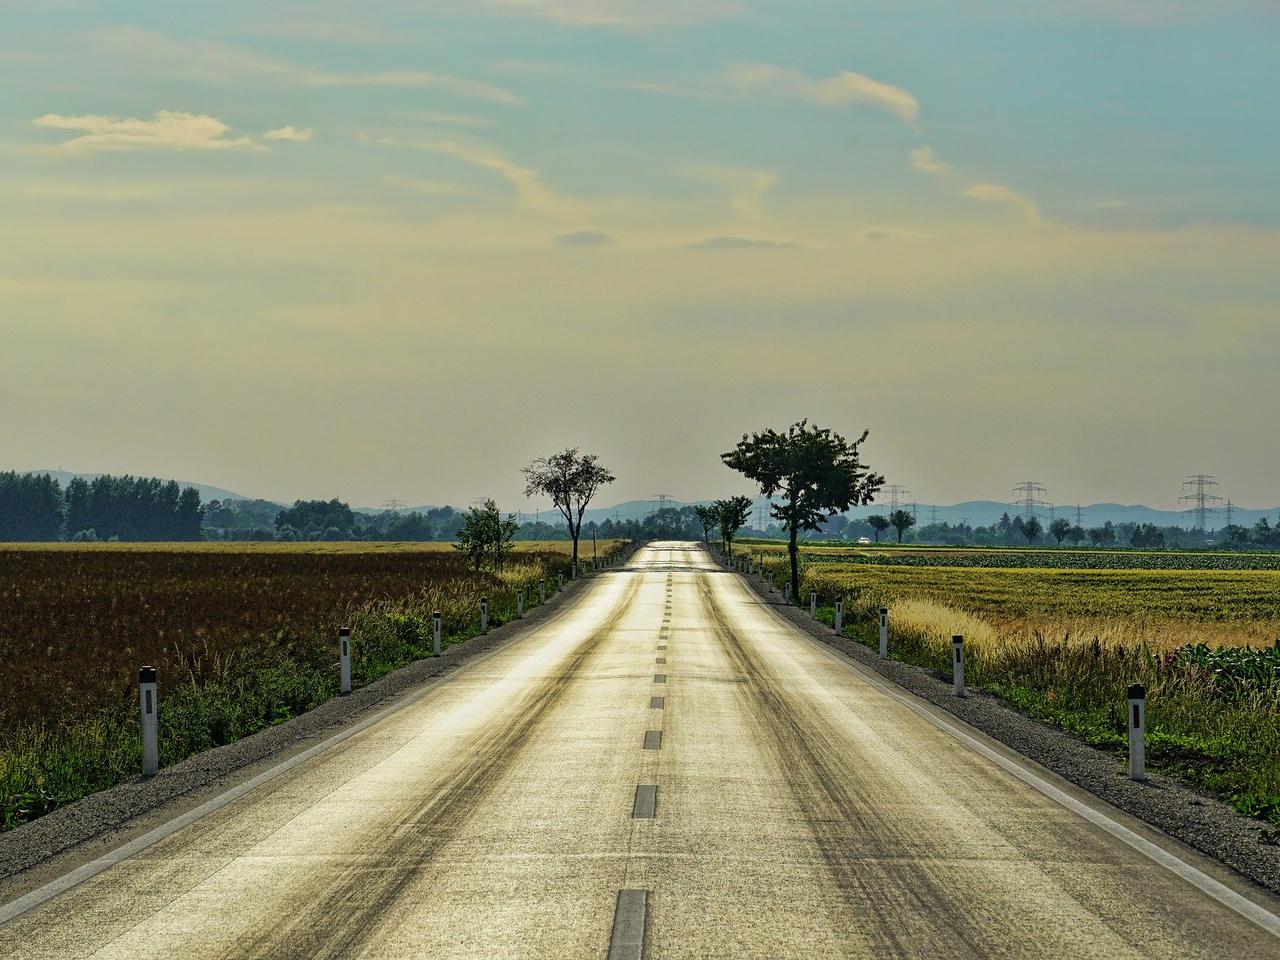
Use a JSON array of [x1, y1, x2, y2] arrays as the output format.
[[2, 542, 1277, 958]]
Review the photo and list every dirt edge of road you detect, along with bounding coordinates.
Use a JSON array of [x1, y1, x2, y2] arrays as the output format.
[[0, 542, 646, 892], [726, 556, 1280, 897]]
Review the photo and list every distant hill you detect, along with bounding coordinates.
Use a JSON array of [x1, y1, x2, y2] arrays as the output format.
[[23, 471, 248, 504]]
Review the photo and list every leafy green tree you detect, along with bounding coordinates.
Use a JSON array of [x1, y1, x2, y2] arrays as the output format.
[[889, 509, 915, 543], [522, 448, 615, 577], [693, 504, 719, 544], [0, 472, 64, 541], [714, 495, 752, 559], [1048, 518, 1072, 546], [1021, 516, 1043, 545], [1067, 524, 1086, 546], [453, 499, 518, 572], [722, 420, 883, 600], [867, 515, 890, 543]]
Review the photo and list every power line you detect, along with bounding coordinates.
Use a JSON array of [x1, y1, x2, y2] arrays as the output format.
[[885, 484, 911, 512], [1179, 475, 1222, 532], [1010, 481, 1050, 521]]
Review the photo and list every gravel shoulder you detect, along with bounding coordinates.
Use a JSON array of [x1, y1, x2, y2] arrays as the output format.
[[0, 544, 643, 897], [730, 560, 1280, 898]]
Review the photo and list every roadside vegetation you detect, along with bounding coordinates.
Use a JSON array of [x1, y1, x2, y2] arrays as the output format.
[[744, 542, 1280, 827], [0, 540, 626, 830]]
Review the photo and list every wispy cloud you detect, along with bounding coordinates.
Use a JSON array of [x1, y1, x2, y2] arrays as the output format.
[[21, 182, 176, 201], [34, 111, 259, 152], [963, 182, 1040, 219], [556, 230, 613, 246], [264, 125, 314, 141], [686, 235, 799, 250], [910, 144, 1040, 221], [367, 133, 572, 215], [403, 112, 495, 128], [384, 174, 474, 196], [724, 63, 919, 125], [910, 146, 951, 176], [438, 0, 741, 28], [240, 20, 408, 45], [93, 28, 520, 104], [679, 165, 778, 221]]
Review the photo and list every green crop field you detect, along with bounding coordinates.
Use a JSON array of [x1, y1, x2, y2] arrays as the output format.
[[0, 540, 624, 830], [741, 542, 1280, 828]]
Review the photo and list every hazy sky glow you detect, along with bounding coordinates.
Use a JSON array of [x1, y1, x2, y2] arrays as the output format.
[[3, 1, 1279, 511]]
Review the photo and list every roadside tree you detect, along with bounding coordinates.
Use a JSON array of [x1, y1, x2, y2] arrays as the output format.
[[722, 421, 883, 600]]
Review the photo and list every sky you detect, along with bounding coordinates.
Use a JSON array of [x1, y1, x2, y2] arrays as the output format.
[[2, 1, 1279, 512]]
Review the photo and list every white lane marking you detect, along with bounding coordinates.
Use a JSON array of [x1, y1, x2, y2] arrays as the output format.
[[0, 568, 632, 927], [741, 575, 1280, 940]]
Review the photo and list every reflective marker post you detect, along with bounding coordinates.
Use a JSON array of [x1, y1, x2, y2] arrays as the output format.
[[139, 666, 158, 777], [834, 599, 843, 634], [953, 635, 965, 698], [480, 596, 489, 635], [879, 608, 889, 658], [809, 590, 817, 619], [558, 572, 564, 592], [339, 627, 351, 695], [1128, 684, 1146, 781], [433, 611, 442, 657], [540, 579, 547, 603], [517, 588, 525, 618]]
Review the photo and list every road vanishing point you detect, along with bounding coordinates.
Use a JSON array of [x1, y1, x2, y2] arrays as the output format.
[[2, 543, 1278, 958]]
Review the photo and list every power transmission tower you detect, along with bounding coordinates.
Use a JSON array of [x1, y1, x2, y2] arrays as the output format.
[[382, 498, 405, 512], [1179, 475, 1221, 532], [911, 501, 918, 521], [1224, 500, 1234, 526], [1010, 481, 1050, 521], [1075, 504, 1084, 527], [649, 493, 671, 518], [885, 485, 911, 512], [929, 505, 939, 525]]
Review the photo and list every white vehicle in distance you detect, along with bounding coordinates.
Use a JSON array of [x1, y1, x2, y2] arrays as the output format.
[[857, 537, 872, 544]]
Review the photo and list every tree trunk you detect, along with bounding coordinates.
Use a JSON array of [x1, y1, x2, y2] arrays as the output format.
[[788, 525, 799, 603]]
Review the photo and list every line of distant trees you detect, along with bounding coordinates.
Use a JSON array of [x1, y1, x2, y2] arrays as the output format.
[[0, 472, 203, 542]]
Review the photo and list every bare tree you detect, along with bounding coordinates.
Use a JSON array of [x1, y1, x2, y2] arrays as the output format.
[[522, 448, 616, 578]]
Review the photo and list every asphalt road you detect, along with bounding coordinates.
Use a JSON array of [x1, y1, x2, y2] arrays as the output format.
[[2, 542, 1278, 958]]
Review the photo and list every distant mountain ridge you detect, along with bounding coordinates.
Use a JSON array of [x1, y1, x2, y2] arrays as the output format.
[[18, 473, 1275, 529]]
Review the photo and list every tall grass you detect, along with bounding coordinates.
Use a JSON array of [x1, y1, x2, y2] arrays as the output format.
[[761, 555, 1280, 825]]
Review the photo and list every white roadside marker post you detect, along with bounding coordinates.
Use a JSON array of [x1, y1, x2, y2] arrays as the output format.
[[784, 582, 791, 603], [338, 627, 351, 695], [1128, 684, 1146, 781], [517, 589, 525, 618], [139, 666, 158, 777], [834, 599, 843, 634], [953, 635, 966, 698], [540, 579, 547, 603], [558, 572, 564, 592], [480, 596, 489, 635], [809, 589, 817, 619], [879, 608, 889, 658], [433, 611, 442, 657]]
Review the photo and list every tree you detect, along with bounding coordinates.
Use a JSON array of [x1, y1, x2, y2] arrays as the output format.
[[1048, 518, 1071, 546], [722, 420, 883, 601], [867, 515, 890, 543], [1021, 516, 1043, 546], [1087, 522, 1116, 547], [888, 509, 915, 543], [522, 448, 615, 577], [453, 499, 518, 572], [714, 496, 752, 559], [1067, 524, 1086, 546], [693, 504, 719, 544]]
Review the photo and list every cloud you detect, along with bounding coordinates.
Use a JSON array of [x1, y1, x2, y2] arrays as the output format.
[[555, 230, 613, 246], [910, 146, 951, 176], [241, 20, 406, 44], [33, 111, 258, 152], [384, 175, 473, 196], [679, 165, 777, 221], [92, 28, 520, 104], [444, 0, 741, 27], [264, 125, 314, 141], [686, 235, 799, 250], [964, 182, 1040, 219], [725, 63, 919, 125], [21, 182, 175, 201], [367, 133, 572, 215], [403, 112, 495, 127]]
